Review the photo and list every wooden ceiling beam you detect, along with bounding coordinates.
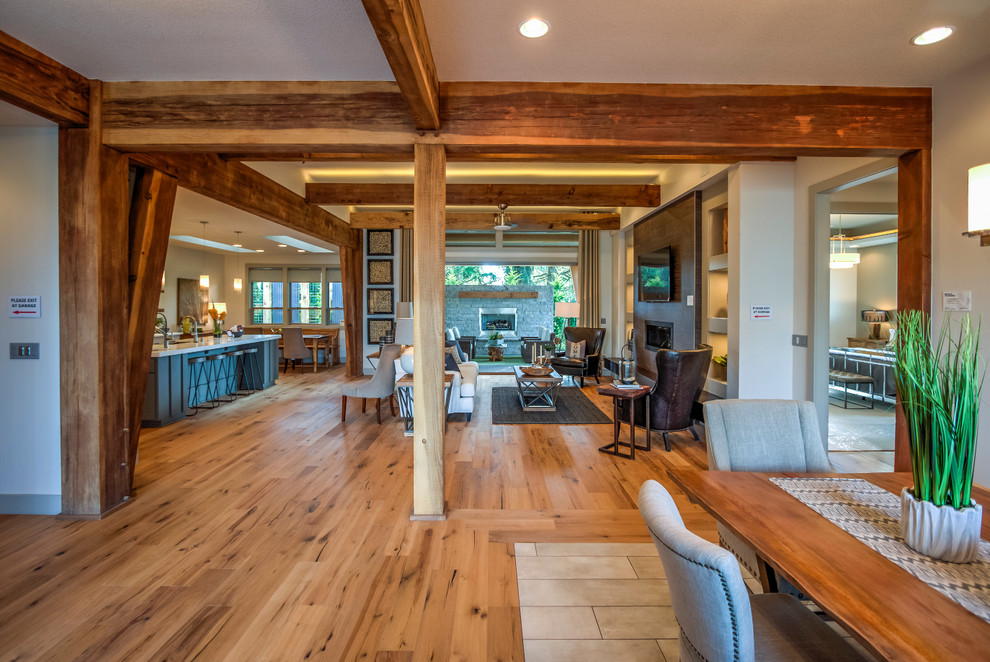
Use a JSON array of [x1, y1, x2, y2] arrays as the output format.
[[361, 0, 440, 131], [307, 183, 660, 207], [0, 29, 90, 126], [101, 81, 931, 157], [131, 152, 359, 250], [350, 211, 620, 231], [221, 152, 795, 164]]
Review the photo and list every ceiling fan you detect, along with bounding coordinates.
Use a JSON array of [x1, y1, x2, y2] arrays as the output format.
[[493, 203, 516, 231]]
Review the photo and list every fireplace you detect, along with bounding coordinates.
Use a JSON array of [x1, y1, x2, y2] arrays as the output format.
[[479, 307, 518, 337], [645, 321, 673, 350]]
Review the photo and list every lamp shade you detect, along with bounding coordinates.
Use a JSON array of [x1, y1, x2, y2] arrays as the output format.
[[395, 317, 414, 346], [554, 301, 580, 319], [212, 302, 227, 314], [861, 309, 888, 323], [396, 301, 413, 318], [970, 163, 990, 233], [199, 274, 210, 288]]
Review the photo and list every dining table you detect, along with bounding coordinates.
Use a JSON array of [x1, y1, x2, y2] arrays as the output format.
[[667, 469, 990, 661], [277, 333, 337, 373]]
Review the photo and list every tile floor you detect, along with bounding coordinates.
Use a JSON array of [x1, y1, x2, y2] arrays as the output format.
[[515, 542, 873, 661]]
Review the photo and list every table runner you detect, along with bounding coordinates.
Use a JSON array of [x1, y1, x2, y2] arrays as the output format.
[[771, 477, 990, 623]]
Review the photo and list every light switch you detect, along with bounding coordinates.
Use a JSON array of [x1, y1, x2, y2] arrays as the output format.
[[686, 295, 694, 306], [9, 342, 40, 359]]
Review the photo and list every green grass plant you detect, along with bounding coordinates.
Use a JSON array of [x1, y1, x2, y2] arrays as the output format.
[[892, 311, 984, 509]]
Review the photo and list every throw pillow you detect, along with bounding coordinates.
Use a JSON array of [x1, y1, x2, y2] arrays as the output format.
[[444, 343, 463, 364], [453, 341, 467, 362], [566, 339, 587, 359], [444, 352, 459, 371]]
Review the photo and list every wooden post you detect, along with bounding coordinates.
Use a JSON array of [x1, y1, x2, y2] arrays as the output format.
[[58, 81, 131, 516], [894, 148, 932, 472], [340, 239, 364, 378], [124, 167, 177, 487], [412, 143, 445, 517]]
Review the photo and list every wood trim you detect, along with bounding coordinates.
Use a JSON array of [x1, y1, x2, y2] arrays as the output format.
[[0, 29, 90, 126], [350, 211, 619, 231], [361, 0, 440, 130], [340, 242, 364, 378], [100, 81, 930, 157], [413, 143, 445, 517], [894, 148, 932, 472], [125, 167, 178, 488], [129, 152, 359, 250], [457, 291, 538, 299], [307, 183, 660, 207]]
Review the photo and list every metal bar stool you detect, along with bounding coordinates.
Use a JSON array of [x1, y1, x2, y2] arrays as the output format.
[[241, 347, 263, 392], [205, 354, 231, 404], [228, 350, 251, 397], [186, 355, 215, 414]]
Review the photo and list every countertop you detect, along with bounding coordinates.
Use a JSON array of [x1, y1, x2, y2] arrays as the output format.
[[151, 334, 281, 358]]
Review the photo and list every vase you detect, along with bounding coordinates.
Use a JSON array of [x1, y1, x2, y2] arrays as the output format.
[[214, 321, 223, 338], [900, 488, 983, 563]]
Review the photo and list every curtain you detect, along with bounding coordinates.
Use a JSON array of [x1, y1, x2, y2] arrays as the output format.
[[577, 230, 600, 328], [400, 228, 414, 303]]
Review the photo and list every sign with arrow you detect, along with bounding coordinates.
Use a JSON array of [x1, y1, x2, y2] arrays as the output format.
[[9, 295, 41, 318], [750, 305, 772, 320]]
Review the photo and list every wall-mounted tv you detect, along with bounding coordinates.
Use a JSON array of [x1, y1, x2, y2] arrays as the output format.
[[638, 246, 673, 302]]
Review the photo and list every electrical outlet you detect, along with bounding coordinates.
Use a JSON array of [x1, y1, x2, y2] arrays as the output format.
[[792, 334, 808, 347], [9, 342, 40, 359]]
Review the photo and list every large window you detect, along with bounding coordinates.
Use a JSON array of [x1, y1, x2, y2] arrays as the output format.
[[248, 265, 342, 325]]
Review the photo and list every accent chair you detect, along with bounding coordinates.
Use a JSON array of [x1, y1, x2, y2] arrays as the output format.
[[550, 326, 605, 386]]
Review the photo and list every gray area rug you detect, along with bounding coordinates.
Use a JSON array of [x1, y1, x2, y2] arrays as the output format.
[[491, 386, 612, 425]]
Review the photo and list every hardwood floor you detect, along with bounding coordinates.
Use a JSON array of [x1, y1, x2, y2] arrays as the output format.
[[0, 370, 833, 661]]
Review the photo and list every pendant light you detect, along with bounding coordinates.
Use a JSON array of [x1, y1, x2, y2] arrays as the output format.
[[829, 214, 860, 269], [199, 221, 210, 288], [232, 230, 243, 293]]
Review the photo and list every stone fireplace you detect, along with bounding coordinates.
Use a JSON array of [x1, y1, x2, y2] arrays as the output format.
[[645, 321, 673, 350], [479, 307, 518, 337]]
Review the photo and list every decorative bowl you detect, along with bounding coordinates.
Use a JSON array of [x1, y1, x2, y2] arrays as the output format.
[[228, 330, 244, 338], [520, 365, 553, 376]]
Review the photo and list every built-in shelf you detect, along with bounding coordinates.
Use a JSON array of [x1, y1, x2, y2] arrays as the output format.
[[709, 253, 728, 271], [708, 317, 728, 334], [705, 377, 727, 398]]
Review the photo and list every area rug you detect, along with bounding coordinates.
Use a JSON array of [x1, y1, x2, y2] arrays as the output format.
[[491, 386, 612, 425]]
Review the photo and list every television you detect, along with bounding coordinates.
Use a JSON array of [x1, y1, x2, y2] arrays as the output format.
[[638, 246, 672, 302]]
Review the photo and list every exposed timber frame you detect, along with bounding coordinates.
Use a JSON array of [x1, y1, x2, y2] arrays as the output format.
[[306, 183, 660, 207]]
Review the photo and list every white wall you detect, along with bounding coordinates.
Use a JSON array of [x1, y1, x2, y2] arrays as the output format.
[[829, 267, 859, 346], [856, 242, 897, 338], [932, 54, 990, 485], [158, 244, 227, 331], [728, 162, 796, 398], [0, 127, 61, 514]]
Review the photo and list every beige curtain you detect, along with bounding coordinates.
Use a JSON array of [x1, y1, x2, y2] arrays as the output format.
[[400, 228, 414, 303], [576, 230, 600, 328]]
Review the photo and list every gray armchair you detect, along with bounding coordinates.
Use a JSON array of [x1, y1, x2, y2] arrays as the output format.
[[703, 399, 832, 592], [638, 480, 866, 662], [550, 326, 605, 386]]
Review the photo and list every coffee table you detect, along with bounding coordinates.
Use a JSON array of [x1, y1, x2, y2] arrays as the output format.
[[513, 365, 563, 411]]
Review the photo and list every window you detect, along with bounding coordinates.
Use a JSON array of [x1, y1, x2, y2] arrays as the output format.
[[289, 268, 323, 324], [249, 267, 284, 324], [327, 267, 344, 324]]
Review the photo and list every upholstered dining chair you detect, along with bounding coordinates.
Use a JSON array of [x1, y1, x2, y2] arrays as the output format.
[[703, 399, 833, 593], [549, 326, 605, 386], [340, 343, 401, 424], [638, 480, 866, 662], [616, 345, 712, 451], [281, 327, 311, 373]]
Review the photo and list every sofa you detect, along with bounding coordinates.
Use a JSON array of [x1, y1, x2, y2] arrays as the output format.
[[394, 347, 478, 421]]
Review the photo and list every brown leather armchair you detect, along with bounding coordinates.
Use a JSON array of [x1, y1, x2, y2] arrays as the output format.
[[550, 326, 605, 387], [617, 344, 713, 451]]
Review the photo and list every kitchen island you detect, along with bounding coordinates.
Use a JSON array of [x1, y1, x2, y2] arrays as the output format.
[[143, 334, 280, 427]]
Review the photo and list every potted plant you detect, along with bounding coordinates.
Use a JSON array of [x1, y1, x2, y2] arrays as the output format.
[[711, 354, 728, 382], [892, 310, 984, 562], [487, 331, 503, 346]]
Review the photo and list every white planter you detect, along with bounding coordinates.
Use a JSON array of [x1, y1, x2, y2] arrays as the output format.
[[900, 488, 983, 563]]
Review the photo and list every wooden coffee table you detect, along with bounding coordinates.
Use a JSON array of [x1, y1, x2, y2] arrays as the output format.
[[513, 365, 563, 411]]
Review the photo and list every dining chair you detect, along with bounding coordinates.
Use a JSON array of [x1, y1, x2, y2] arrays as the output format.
[[341, 343, 401, 424], [638, 480, 867, 662], [703, 399, 832, 593], [280, 327, 311, 373]]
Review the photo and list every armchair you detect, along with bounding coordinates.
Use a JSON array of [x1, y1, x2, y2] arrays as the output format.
[[616, 345, 712, 451], [549, 326, 605, 386]]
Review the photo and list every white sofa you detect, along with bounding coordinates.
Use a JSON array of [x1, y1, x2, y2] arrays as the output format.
[[394, 347, 478, 421]]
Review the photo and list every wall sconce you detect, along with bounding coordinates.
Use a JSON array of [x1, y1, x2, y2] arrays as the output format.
[[964, 163, 990, 246]]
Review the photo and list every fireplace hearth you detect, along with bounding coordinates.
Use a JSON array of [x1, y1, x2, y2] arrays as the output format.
[[645, 321, 673, 350]]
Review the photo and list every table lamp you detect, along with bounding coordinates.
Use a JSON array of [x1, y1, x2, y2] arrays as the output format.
[[861, 309, 888, 340]]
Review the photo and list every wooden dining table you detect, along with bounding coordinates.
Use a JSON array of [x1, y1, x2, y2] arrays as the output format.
[[668, 470, 990, 661], [277, 333, 337, 373]]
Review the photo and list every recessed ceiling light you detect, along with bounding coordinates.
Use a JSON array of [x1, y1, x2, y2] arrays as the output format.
[[297, 249, 306, 253], [277, 243, 287, 248], [169, 235, 254, 253], [519, 18, 550, 39], [255, 249, 264, 253], [264, 235, 334, 254], [232, 243, 242, 248], [912, 26, 954, 45]]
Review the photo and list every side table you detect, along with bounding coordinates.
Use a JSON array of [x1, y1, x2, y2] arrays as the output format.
[[596, 383, 651, 459]]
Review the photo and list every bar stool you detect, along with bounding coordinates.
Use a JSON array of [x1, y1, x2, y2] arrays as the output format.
[[186, 356, 215, 415], [228, 349, 251, 397], [241, 347, 263, 392], [205, 354, 232, 404]]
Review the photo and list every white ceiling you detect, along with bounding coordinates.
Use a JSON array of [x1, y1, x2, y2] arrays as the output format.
[[3, 0, 988, 85]]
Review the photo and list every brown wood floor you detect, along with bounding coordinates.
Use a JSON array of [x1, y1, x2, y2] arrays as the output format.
[[0, 370, 793, 660]]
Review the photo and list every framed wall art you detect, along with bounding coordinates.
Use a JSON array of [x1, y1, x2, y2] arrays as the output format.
[[367, 287, 394, 315], [367, 318, 394, 344], [367, 259, 394, 285], [367, 230, 394, 256]]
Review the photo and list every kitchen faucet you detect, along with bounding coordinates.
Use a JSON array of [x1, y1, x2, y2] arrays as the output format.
[[180, 315, 199, 343], [156, 312, 171, 349]]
